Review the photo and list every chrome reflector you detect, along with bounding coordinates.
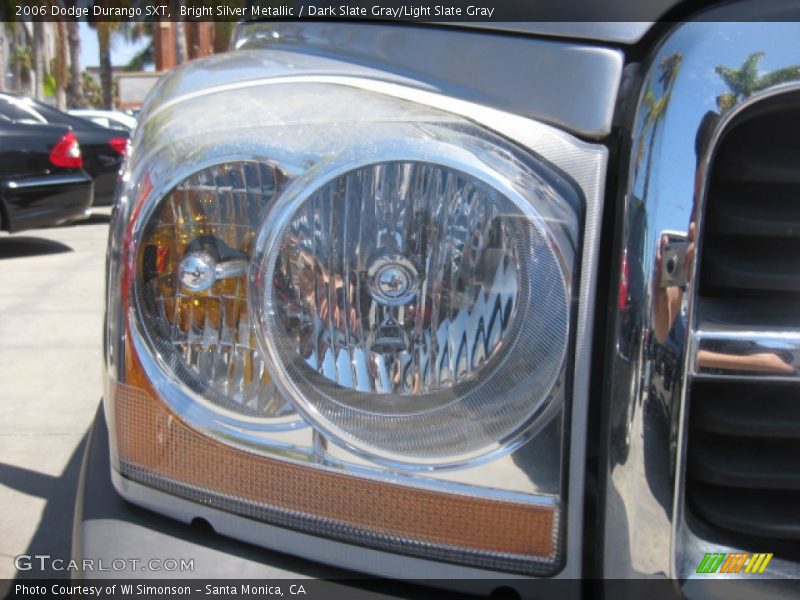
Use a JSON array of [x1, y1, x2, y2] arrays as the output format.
[[274, 162, 521, 396]]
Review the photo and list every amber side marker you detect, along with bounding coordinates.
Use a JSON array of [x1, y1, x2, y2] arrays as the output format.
[[109, 341, 557, 559]]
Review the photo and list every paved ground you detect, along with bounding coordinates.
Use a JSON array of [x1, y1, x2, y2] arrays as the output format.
[[0, 210, 111, 584]]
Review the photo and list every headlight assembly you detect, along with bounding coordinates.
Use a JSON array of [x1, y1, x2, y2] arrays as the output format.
[[106, 77, 604, 577]]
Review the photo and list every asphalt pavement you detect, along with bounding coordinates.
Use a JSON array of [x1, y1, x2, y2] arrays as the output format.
[[0, 210, 111, 584]]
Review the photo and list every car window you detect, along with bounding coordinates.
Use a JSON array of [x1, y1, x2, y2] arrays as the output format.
[[0, 97, 46, 124], [89, 117, 112, 128], [107, 119, 132, 131], [29, 98, 113, 131], [24, 99, 75, 126]]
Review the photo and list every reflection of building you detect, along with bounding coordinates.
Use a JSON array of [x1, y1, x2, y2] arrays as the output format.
[[84, 66, 129, 86], [82, 67, 162, 110], [117, 72, 164, 110], [152, 22, 225, 70]]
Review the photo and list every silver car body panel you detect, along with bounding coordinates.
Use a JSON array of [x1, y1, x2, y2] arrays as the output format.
[[231, 22, 624, 138]]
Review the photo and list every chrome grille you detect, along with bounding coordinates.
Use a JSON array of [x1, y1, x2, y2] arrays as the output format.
[[687, 91, 800, 552]]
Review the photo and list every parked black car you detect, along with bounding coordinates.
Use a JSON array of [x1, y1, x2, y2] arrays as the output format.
[[0, 93, 126, 206], [0, 116, 93, 233]]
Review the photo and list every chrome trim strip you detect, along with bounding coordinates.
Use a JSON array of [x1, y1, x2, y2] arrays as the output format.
[[692, 330, 800, 379], [3, 174, 91, 189], [605, 11, 800, 588]]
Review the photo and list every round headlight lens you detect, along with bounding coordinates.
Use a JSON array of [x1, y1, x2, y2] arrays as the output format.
[[255, 158, 570, 460]]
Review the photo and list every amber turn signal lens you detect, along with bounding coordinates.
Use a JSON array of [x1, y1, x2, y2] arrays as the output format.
[[110, 341, 558, 565]]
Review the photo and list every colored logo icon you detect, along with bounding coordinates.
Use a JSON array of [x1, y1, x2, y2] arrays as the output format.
[[696, 552, 773, 575]]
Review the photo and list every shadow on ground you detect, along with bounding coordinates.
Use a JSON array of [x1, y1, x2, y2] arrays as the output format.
[[70, 212, 112, 226], [0, 432, 87, 584], [0, 237, 73, 260]]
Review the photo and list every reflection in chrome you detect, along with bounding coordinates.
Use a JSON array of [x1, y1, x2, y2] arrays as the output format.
[[137, 162, 296, 418], [178, 252, 248, 293], [274, 162, 520, 397], [693, 331, 799, 379], [606, 11, 800, 590]]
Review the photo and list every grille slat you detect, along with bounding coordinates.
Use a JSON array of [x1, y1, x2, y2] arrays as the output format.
[[691, 382, 800, 438], [691, 484, 800, 541], [689, 434, 800, 490], [708, 183, 800, 238], [702, 239, 800, 293]]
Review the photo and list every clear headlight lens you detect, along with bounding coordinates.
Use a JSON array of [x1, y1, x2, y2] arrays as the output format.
[[254, 158, 569, 459]]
